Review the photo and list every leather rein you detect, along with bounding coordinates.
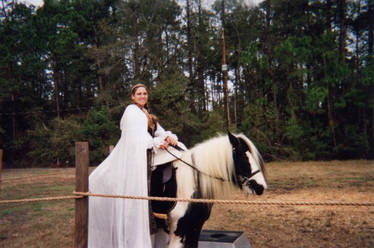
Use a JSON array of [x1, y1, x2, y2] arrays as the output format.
[[165, 147, 226, 182]]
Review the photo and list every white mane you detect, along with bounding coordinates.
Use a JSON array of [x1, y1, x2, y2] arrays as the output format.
[[175, 134, 237, 199]]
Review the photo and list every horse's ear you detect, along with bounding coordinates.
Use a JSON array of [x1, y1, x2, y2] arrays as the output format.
[[228, 131, 239, 147]]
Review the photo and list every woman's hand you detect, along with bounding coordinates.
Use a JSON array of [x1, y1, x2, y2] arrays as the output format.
[[159, 141, 169, 150], [165, 136, 177, 146], [159, 136, 177, 150]]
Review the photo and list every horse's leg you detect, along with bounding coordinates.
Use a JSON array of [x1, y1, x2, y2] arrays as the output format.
[[152, 228, 169, 248], [168, 223, 183, 248], [182, 203, 212, 248], [169, 202, 212, 248], [183, 219, 205, 248], [167, 202, 190, 248]]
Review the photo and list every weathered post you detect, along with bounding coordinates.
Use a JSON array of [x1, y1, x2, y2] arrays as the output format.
[[0, 149, 3, 188], [74, 142, 89, 248]]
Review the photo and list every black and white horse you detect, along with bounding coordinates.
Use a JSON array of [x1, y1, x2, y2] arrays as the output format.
[[150, 132, 267, 248]]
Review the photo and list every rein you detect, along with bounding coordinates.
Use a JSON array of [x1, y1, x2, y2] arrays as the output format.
[[165, 148, 226, 182]]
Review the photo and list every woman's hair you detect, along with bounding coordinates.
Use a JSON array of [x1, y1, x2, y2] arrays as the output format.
[[148, 113, 158, 134]]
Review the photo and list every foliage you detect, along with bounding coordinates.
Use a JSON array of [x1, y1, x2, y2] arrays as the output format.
[[1, 0, 373, 167], [27, 118, 82, 167], [82, 106, 119, 165]]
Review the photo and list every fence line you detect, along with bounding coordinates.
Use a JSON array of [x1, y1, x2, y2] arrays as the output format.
[[72, 191, 374, 207], [1, 192, 373, 207]]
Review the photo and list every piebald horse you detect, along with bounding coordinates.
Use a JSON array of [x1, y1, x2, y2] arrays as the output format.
[[150, 132, 267, 248]]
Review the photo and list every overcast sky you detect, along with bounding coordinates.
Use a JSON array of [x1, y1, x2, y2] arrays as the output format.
[[22, 0, 263, 8], [21, 0, 43, 6]]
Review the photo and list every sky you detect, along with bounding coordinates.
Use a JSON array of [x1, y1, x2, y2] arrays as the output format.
[[22, 0, 43, 6], [23, 0, 263, 8]]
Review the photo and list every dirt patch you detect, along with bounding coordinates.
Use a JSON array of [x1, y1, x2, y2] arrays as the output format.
[[205, 188, 374, 248], [204, 160, 374, 248]]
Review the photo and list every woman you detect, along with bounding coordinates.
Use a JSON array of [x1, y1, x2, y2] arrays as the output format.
[[88, 84, 178, 248]]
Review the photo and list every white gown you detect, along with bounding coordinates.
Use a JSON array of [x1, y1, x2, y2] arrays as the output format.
[[88, 104, 177, 248]]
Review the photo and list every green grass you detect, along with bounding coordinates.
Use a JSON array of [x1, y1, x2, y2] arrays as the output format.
[[0, 168, 76, 247]]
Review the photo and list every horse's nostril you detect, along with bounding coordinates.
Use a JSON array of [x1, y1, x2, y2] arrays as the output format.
[[255, 185, 264, 195], [248, 180, 264, 195]]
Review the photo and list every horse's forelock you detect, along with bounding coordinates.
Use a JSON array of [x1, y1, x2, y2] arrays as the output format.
[[236, 134, 266, 178]]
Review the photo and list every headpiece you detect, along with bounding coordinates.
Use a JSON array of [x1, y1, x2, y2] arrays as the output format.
[[131, 83, 147, 95]]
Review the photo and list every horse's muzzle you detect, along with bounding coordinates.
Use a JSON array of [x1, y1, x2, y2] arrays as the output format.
[[248, 180, 264, 195]]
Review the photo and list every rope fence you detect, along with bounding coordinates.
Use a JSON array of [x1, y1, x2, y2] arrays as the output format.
[[73, 191, 374, 207], [1, 191, 373, 207]]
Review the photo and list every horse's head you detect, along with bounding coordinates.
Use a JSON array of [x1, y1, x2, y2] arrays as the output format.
[[228, 132, 267, 195]]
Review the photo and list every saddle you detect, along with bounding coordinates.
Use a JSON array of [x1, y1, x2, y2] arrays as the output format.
[[150, 163, 177, 217], [150, 143, 187, 219], [152, 142, 187, 167]]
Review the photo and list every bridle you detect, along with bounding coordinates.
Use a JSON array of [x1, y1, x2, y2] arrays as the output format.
[[238, 170, 261, 186], [232, 147, 262, 186]]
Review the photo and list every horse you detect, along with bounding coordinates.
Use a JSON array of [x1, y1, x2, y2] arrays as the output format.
[[150, 132, 268, 248]]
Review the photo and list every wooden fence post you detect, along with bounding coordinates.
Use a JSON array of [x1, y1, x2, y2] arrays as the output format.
[[74, 142, 89, 248], [0, 149, 3, 188]]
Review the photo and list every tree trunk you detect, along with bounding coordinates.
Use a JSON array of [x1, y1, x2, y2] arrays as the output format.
[[93, 26, 104, 92], [368, 0, 373, 55], [338, 0, 347, 61], [134, 40, 140, 79], [324, 0, 337, 148], [11, 93, 16, 140], [197, 0, 206, 112], [327, 85, 337, 147], [368, 0, 374, 157], [264, 0, 280, 137], [221, 0, 230, 129], [186, 0, 195, 113], [52, 59, 61, 120], [234, 60, 240, 128]]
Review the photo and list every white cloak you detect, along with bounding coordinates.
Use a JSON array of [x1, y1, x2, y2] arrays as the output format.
[[88, 104, 177, 248]]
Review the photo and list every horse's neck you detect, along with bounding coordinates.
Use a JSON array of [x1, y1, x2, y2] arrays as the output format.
[[189, 140, 234, 199], [191, 138, 233, 177]]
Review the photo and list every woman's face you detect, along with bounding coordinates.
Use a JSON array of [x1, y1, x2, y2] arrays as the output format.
[[132, 87, 148, 108]]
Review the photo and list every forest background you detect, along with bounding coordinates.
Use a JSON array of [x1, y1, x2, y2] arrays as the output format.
[[0, 0, 373, 167]]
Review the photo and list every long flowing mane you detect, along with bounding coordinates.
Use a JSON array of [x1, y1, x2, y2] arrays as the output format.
[[177, 134, 236, 199]]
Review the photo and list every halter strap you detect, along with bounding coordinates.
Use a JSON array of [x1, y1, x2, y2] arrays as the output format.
[[249, 170, 261, 178]]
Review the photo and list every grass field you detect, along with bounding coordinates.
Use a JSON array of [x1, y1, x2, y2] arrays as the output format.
[[1, 160, 373, 248]]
